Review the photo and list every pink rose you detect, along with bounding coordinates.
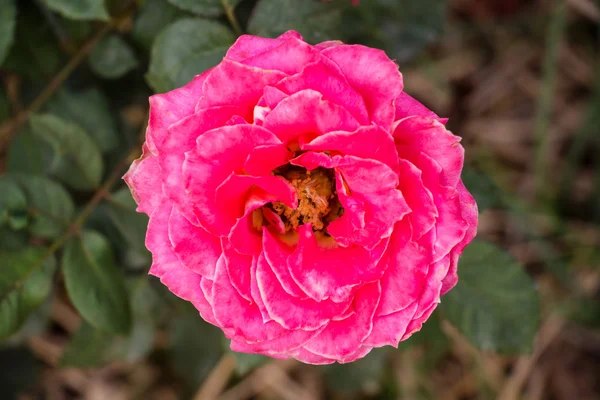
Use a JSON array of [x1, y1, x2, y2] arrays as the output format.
[[125, 31, 477, 364]]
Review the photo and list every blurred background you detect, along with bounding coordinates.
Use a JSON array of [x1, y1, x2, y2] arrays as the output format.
[[0, 0, 599, 399]]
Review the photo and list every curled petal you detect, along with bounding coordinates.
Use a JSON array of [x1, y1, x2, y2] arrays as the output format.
[[395, 92, 447, 124], [225, 31, 303, 62], [169, 206, 221, 279], [394, 116, 464, 187], [263, 89, 360, 144], [363, 302, 419, 347], [123, 145, 162, 215], [276, 60, 369, 124], [322, 45, 403, 128], [147, 72, 208, 153], [303, 282, 381, 360], [196, 59, 286, 115], [257, 254, 351, 330], [288, 225, 388, 302]]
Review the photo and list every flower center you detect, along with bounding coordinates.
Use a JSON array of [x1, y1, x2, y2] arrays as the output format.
[[267, 166, 343, 233]]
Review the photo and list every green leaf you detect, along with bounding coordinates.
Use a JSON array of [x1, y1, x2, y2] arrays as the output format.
[[0, 0, 16, 66], [166, 0, 227, 17], [6, 127, 53, 176], [0, 346, 40, 399], [0, 177, 28, 231], [441, 240, 540, 353], [89, 35, 139, 79], [461, 167, 504, 212], [323, 347, 389, 395], [41, 0, 110, 21], [30, 114, 104, 190], [45, 88, 119, 153], [0, 90, 11, 123], [61, 279, 158, 367], [341, 0, 446, 62], [106, 188, 149, 253], [62, 230, 132, 334], [248, 0, 349, 44], [13, 175, 75, 239], [4, 8, 62, 81], [133, 0, 189, 50], [169, 313, 223, 389], [146, 18, 235, 93], [231, 352, 269, 376], [0, 251, 56, 339]]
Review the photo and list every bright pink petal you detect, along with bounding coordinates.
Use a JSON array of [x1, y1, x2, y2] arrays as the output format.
[[288, 225, 388, 302], [291, 347, 336, 365], [244, 144, 290, 176], [168, 206, 221, 279], [401, 303, 438, 341], [276, 60, 369, 124], [363, 302, 418, 347], [123, 145, 161, 215], [225, 31, 303, 62], [262, 89, 360, 144], [303, 282, 380, 360], [242, 37, 321, 75], [322, 45, 403, 128], [160, 106, 245, 225], [196, 59, 286, 115], [262, 229, 307, 299], [377, 221, 430, 316], [441, 180, 478, 294], [182, 125, 284, 235], [222, 240, 253, 301], [303, 125, 399, 171], [396, 158, 437, 240], [146, 71, 208, 153], [395, 92, 447, 124], [394, 116, 464, 187], [146, 202, 203, 302], [256, 253, 350, 330]]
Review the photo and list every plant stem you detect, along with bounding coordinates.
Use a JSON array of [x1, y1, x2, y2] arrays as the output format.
[[222, 0, 243, 36]]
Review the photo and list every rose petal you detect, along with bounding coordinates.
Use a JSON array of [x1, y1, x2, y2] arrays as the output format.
[[322, 45, 403, 128], [395, 92, 447, 124], [262, 229, 307, 299], [168, 206, 221, 279], [225, 31, 303, 62], [276, 60, 369, 124], [288, 225, 388, 302], [303, 282, 380, 360], [257, 253, 350, 330], [123, 144, 162, 215], [262, 89, 360, 144], [363, 302, 419, 347]]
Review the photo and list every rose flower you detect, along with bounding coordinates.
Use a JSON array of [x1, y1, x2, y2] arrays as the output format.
[[124, 31, 478, 364]]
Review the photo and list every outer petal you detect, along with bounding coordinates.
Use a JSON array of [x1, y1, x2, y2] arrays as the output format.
[[146, 202, 203, 302], [303, 282, 381, 360], [363, 302, 419, 347], [146, 72, 208, 153], [168, 206, 221, 279], [222, 241, 254, 301], [241, 37, 321, 75], [394, 116, 464, 187], [395, 92, 447, 124], [225, 31, 303, 62], [441, 180, 478, 294], [213, 256, 321, 351], [196, 59, 286, 115], [123, 144, 162, 215], [288, 225, 388, 302], [256, 254, 350, 330], [322, 45, 403, 128]]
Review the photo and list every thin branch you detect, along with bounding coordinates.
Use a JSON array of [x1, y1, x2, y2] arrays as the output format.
[[0, 2, 137, 150], [222, 0, 243, 36]]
